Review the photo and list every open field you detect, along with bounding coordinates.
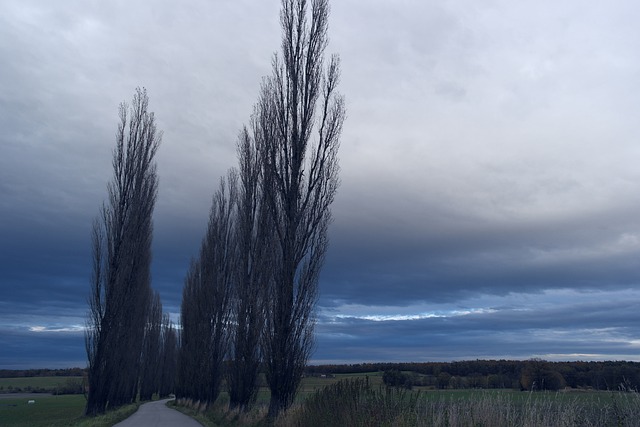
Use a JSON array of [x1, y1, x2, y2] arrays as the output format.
[[5, 372, 640, 427], [0, 394, 85, 427], [174, 373, 640, 427], [0, 394, 140, 427], [278, 377, 640, 427], [0, 393, 53, 400], [299, 371, 384, 393], [0, 376, 84, 394]]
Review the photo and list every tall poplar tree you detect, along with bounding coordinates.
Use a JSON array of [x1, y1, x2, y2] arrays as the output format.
[[85, 88, 161, 415], [255, 0, 345, 417]]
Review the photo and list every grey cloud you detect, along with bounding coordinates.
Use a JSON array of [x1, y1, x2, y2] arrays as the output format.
[[320, 200, 640, 308], [3, 0, 640, 367], [0, 328, 85, 369], [314, 292, 640, 363]]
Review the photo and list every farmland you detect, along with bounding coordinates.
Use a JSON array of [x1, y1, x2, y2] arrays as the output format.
[[174, 372, 640, 427], [0, 376, 136, 427], [277, 376, 640, 427], [0, 394, 139, 427], [0, 394, 85, 427], [0, 376, 84, 395], [3, 371, 640, 426]]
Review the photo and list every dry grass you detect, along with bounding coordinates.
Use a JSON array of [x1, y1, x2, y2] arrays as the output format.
[[276, 378, 640, 427], [170, 375, 640, 426]]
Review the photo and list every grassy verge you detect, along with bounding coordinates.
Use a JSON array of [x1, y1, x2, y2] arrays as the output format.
[[71, 401, 140, 427], [170, 401, 221, 427], [170, 396, 269, 427]]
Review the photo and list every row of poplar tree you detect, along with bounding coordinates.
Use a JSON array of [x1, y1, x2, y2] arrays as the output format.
[[84, 88, 178, 415], [85, 0, 344, 420]]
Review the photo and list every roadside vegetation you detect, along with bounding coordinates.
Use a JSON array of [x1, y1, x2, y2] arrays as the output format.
[[170, 372, 640, 427], [280, 377, 640, 427]]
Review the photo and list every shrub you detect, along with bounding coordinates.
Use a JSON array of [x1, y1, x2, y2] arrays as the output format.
[[54, 378, 84, 395], [383, 370, 413, 389]]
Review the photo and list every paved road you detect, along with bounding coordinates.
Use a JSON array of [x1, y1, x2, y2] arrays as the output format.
[[113, 398, 202, 427]]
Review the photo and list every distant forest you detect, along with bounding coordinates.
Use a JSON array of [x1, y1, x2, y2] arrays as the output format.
[[305, 360, 640, 391], [4, 360, 640, 392]]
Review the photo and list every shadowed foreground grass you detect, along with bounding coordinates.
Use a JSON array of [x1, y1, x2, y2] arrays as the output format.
[[278, 378, 640, 427], [0, 394, 139, 427], [5, 377, 640, 427], [173, 377, 640, 427]]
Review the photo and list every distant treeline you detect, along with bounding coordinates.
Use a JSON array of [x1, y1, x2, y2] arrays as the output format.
[[306, 360, 640, 391], [7, 359, 640, 392], [0, 368, 86, 378]]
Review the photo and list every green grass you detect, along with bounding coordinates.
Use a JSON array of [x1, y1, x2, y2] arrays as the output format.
[[0, 377, 84, 393], [0, 394, 85, 427], [71, 402, 140, 427], [0, 394, 140, 427]]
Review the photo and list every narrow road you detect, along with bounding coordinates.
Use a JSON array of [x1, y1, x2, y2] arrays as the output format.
[[113, 398, 202, 427]]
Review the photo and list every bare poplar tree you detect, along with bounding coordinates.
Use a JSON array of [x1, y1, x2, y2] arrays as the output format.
[[253, 0, 345, 418], [176, 258, 206, 404], [158, 314, 178, 398], [227, 129, 271, 411], [140, 291, 163, 401], [85, 87, 161, 415], [177, 171, 238, 409]]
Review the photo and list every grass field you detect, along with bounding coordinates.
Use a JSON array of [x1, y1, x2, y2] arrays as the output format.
[[4, 373, 639, 426], [176, 374, 640, 427], [278, 377, 640, 427], [414, 389, 639, 408], [0, 376, 84, 394], [301, 371, 384, 393], [0, 393, 140, 427], [0, 394, 85, 427]]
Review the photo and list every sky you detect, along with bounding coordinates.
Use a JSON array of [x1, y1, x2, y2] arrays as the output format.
[[2, 0, 640, 369]]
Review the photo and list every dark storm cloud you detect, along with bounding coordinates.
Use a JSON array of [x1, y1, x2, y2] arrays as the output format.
[[313, 290, 640, 363], [0, 328, 85, 369], [320, 200, 640, 307]]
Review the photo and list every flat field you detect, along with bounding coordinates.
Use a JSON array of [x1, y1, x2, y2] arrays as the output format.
[[418, 387, 631, 408], [0, 393, 139, 427], [0, 394, 85, 427], [301, 371, 384, 392], [177, 373, 640, 427], [2, 373, 637, 427], [278, 376, 640, 427], [0, 376, 84, 393]]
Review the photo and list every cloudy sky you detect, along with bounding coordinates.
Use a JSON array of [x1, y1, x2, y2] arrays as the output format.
[[2, 0, 640, 369]]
